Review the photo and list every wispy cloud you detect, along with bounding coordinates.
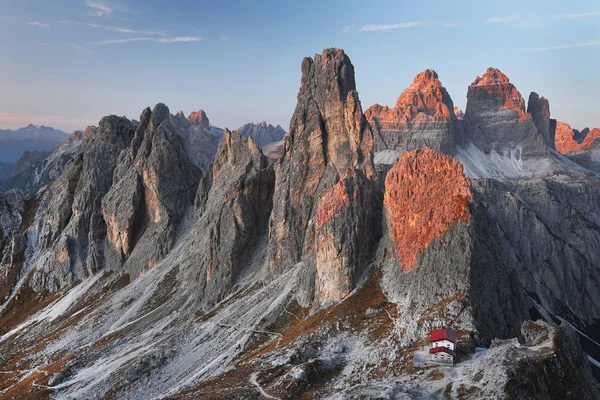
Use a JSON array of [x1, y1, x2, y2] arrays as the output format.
[[485, 16, 527, 26], [85, 0, 112, 17], [91, 36, 202, 45], [219, 34, 229, 41], [28, 21, 50, 28], [487, 11, 600, 26], [37, 42, 93, 55], [61, 20, 166, 36], [359, 21, 457, 32], [522, 39, 600, 52], [156, 36, 201, 43], [552, 11, 600, 19], [341, 25, 352, 33]]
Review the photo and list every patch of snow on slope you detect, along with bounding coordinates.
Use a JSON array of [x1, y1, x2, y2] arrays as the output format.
[[374, 150, 401, 165], [456, 144, 552, 180]]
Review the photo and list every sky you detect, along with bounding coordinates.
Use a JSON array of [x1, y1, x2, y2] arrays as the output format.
[[0, 0, 599, 133]]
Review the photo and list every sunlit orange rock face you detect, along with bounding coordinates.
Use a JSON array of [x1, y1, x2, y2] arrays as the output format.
[[384, 147, 472, 271], [365, 69, 460, 154], [470, 68, 531, 121], [555, 122, 600, 154], [188, 109, 210, 127]]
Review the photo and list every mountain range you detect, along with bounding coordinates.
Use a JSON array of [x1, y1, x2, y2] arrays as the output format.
[[0, 125, 69, 164], [0, 48, 599, 399]]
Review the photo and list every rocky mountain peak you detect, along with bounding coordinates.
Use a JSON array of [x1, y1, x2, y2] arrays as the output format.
[[384, 147, 471, 271], [267, 47, 374, 272], [365, 69, 461, 155], [394, 69, 452, 116], [188, 109, 210, 128], [461, 67, 549, 163], [454, 106, 464, 120], [212, 128, 267, 182], [468, 67, 527, 116], [555, 122, 600, 154], [473, 67, 510, 85], [527, 92, 553, 148], [150, 103, 170, 132], [236, 121, 286, 147]]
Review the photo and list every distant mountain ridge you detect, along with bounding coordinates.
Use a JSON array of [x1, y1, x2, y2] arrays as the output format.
[[0, 124, 69, 163], [236, 121, 286, 147]]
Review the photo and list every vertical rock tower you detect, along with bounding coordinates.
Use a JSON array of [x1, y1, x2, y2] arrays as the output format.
[[267, 48, 376, 277]]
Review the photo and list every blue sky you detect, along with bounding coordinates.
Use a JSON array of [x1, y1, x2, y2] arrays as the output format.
[[1, 0, 599, 133]]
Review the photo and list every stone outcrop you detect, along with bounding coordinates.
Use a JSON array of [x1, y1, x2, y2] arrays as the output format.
[[380, 147, 524, 345], [366, 69, 461, 156], [555, 122, 600, 154], [0, 190, 24, 257], [462, 68, 548, 159], [170, 109, 221, 171], [188, 109, 210, 127], [30, 116, 136, 292], [527, 92, 554, 149], [102, 104, 201, 276], [454, 106, 464, 120], [267, 48, 375, 274], [237, 122, 286, 147], [191, 129, 275, 307], [11, 151, 51, 176], [261, 138, 286, 162], [473, 176, 600, 329], [383, 147, 471, 270], [314, 169, 381, 304]]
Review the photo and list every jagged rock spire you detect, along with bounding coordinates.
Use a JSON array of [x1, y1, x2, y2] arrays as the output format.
[[266, 48, 376, 279]]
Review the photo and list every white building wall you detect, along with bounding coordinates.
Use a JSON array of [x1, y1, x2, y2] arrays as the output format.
[[431, 339, 455, 350]]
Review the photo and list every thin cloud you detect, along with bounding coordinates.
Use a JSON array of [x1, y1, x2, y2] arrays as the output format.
[[219, 34, 229, 41], [157, 36, 202, 43], [522, 39, 600, 52], [555, 11, 600, 19], [85, 0, 112, 17], [37, 42, 93, 56], [28, 21, 50, 28], [487, 11, 600, 26], [359, 21, 457, 32], [91, 36, 202, 45], [341, 26, 352, 33], [486, 16, 526, 26], [61, 21, 166, 36]]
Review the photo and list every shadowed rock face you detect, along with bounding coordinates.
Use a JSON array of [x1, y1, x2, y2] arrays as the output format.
[[314, 169, 381, 304], [170, 109, 221, 171], [11, 151, 51, 176], [384, 147, 471, 271], [462, 68, 548, 159], [266, 48, 375, 274], [366, 69, 462, 155], [237, 122, 286, 147], [31, 116, 136, 292], [527, 92, 554, 149], [191, 129, 275, 307], [102, 104, 201, 277]]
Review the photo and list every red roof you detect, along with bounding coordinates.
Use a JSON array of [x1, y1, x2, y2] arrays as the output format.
[[429, 347, 455, 357], [430, 328, 456, 343]]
